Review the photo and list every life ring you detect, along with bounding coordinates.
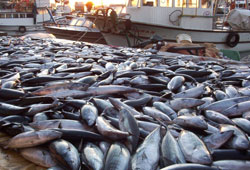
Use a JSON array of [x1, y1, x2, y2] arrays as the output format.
[[19, 26, 26, 33], [226, 32, 240, 47]]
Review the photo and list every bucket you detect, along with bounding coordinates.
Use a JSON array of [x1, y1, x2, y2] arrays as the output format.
[[176, 34, 192, 43]]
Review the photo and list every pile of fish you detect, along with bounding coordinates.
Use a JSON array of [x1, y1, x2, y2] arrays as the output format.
[[0, 35, 250, 170]]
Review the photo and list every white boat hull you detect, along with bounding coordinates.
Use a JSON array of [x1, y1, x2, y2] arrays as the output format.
[[0, 25, 45, 36], [102, 22, 250, 53]]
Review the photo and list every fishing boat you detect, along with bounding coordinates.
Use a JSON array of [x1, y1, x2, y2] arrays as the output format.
[[44, 16, 106, 44], [85, 0, 250, 55], [0, 0, 54, 36]]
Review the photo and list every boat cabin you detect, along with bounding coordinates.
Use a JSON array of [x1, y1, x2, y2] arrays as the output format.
[[0, 0, 51, 25], [0, 0, 52, 34], [125, 0, 215, 30], [68, 17, 96, 29]]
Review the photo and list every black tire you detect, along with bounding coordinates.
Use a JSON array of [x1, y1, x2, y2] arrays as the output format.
[[19, 26, 26, 33], [226, 32, 240, 47]]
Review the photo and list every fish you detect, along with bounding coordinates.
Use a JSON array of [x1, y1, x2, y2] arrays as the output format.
[[22, 76, 71, 85], [153, 102, 177, 120], [220, 124, 249, 150], [174, 115, 208, 130], [143, 106, 172, 122], [104, 142, 130, 170], [109, 97, 141, 116], [5, 129, 62, 149], [1, 35, 250, 170], [173, 85, 205, 98], [0, 102, 30, 116], [119, 108, 140, 153], [82, 142, 104, 170], [51, 129, 104, 141], [203, 96, 250, 112], [132, 127, 161, 170], [30, 119, 93, 132], [212, 149, 250, 161], [92, 98, 113, 113], [20, 147, 57, 168], [232, 118, 250, 135], [49, 139, 80, 170], [96, 116, 129, 140], [87, 85, 137, 96], [167, 76, 185, 92], [178, 130, 212, 164], [160, 163, 218, 170], [124, 95, 152, 108], [204, 110, 235, 125], [0, 88, 26, 99], [81, 104, 98, 126], [212, 160, 250, 170], [168, 98, 205, 111], [31, 82, 89, 98], [203, 130, 234, 150], [26, 99, 59, 116], [222, 101, 250, 117], [161, 130, 186, 166]]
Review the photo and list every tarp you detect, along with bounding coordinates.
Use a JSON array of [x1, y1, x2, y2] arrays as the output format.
[[226, 9, 250, 30]]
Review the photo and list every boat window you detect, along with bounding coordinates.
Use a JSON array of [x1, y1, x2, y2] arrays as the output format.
[[37, 9, 48, 15], [130, 0, 140, 7], [0, 14, 5, 18], [83, 20, 93, 27], [201, 0, 212, 8], [6, 13, 12, 18], [175, 0, 187, 7], [13, 14, 19, 18], [69, 19, 78, 26], [160, 0, 173, 7], [27, 13, 33, 18], [143, 0, 158, 6], [20, 14, 26, 18], [188, 0, 198, 8], [76, 20, 84, 26]]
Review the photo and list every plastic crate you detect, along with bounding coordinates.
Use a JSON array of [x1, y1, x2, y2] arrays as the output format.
[[220, 49, 240, 61]]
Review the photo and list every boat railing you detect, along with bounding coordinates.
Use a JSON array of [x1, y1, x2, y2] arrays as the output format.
[[0, 12, 34, 19]]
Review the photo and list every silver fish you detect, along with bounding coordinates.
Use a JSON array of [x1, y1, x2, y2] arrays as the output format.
[[20, 147, 57, 168], [203, 130, 234, 150], [220, 124, 249, 150], [104, 142, 130, 170], [167, 76, 185, 91], [82, 142, 104, 170], [178, 130, 212, 164], [174, 85, 205, 99], [50, 139, 80, 170], [161, 130, 186, 166], [168, 98, 205, 111], [96, 116, 129, 140], [212, 160, 250, 170], [132, 127, 161, 170], [6, 129, 62, 149], [81, 104, 98, 126], [232, 118, 250, 135], [174, 115, 208, 130], [119, 108, 140, 153]]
